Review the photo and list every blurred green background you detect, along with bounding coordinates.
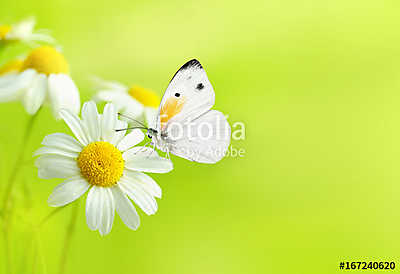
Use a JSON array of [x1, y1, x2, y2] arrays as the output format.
[[1, 0, 400, 273]]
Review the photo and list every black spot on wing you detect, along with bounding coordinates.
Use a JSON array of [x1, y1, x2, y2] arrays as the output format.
[[169, 59, 203, 83], [196, 83, 204, 90]]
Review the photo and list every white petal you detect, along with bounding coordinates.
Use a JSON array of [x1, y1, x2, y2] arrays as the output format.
[[86, 186, 103, 231], [94, 91, 144, 119], [48, 74, 80, 119], [22, 73, 47, 115], [101, 103, 116, 142], [33, 146, 78, 158], [93, 90, 125, 105], [41, 133, 83, 152], [124, 170, 162, 198], [48, 176, 90, 207], [123, 147, 173, 173], [116, 129, 144, 151], [90, 76, 127, 92], [0, 69, 36, 102], [59, 109, 89, 146], [111, 186, 140, 230], [81, 101, 100, 142], [122, 98, 145, 120], [99, 188, 115, 236], [7, 17, 35, 39], [0, 73, 18, 87], [119, 178, 158, 215], [28, 33, 55, 44], [144, 107, 158, 128], [35, 155, 79, 179], [111, 119, 127, 146]]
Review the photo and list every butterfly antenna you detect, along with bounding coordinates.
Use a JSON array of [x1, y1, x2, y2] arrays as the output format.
[[117, 112, 147, 128], [115, 126, 148, 132]]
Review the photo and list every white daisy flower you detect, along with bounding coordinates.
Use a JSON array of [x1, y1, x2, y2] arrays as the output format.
[[34, 101, 173, 235], [92, 77, 160, 128], [0, 46, 80, 118], [0, 17, 55, 45]]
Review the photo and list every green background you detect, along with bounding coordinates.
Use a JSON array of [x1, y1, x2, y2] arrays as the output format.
[[1, 0, 400, 273]]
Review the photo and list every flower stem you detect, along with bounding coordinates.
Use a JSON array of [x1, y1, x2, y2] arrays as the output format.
[[1, 109, 41, 215], [1, 110, 41, 274], [58, 200, 80, 274]]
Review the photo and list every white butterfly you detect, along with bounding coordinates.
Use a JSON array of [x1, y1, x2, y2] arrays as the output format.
[[119, 59, 231, 163]]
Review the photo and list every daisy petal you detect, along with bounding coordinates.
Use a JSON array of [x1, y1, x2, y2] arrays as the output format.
[[122, 98, 145, 119], [111, 119, 127, 146], [35, 155, 79, 179], [123, 147, 173, 173], [124, 170, 162, 198], [94, 91, 144, 119], [0, 73, 18, 87], [81, 101, 100, 142], [0, 69, 36, 102], [119, 178, 158, 215], [48, 176, 90, 207], [144, 107, 158, 128], [22, 73, 47, 115], [111, 186, 140, 230], [101, 103, 116, 142], [42, 133, 83, 152], [60, 109, 89, 146], [91, 76, 127, 91], [99, 188, 115, 236], [33, 146, 78, 158], [117, 129, 144, 152], [86, 186, 103, 231], [48, 74, 80, 119], [8, 17, 35, 39]]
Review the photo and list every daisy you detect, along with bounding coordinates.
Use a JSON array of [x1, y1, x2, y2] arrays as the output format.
[[92, 77, 160, 128], [34, 101, 173, 235], [0, 46, 80, 118], [0, 17, 55, 45]]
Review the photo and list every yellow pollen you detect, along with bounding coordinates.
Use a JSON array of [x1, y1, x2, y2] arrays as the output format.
[[0, 59, 23, 75], [0, 25, 11, 40], [21, 46, 69, 75], [128, 85, 160, 108], [77, 142, 124, 187]]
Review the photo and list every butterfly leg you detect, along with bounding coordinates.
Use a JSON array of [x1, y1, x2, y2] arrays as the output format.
[[145, 142, 156, 158], [134, 141, 150, 155]]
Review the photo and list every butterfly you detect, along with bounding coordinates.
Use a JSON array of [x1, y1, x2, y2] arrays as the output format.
[[121, 59, 231, 163]]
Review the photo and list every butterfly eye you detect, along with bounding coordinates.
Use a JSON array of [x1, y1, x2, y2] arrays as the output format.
[[147, 134, 152, 139], [175, 93, 180, 97]]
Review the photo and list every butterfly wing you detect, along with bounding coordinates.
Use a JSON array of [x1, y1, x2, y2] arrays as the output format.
[[155, 59, 215, 131], [167, 110, 231, 163], [155, 59, 231, 163]]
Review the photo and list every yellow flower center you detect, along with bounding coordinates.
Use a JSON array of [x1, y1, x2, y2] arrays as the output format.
[[0, 59, 23, 75], [21, 46, 69, 75], [0, 25, 11, 40], [128, 85, 160, 108], [77, 142, 124, 187]]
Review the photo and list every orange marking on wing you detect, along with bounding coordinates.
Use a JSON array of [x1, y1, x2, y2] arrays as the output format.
[[160, 96, 186, 129]]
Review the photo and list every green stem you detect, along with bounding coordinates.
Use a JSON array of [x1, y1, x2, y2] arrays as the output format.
[[3, 224, 11, 274], [1, 109, 41, 215], [58, 201, 80, 274], [1, 110, 41, 274], [38, 206, 68, 228]]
